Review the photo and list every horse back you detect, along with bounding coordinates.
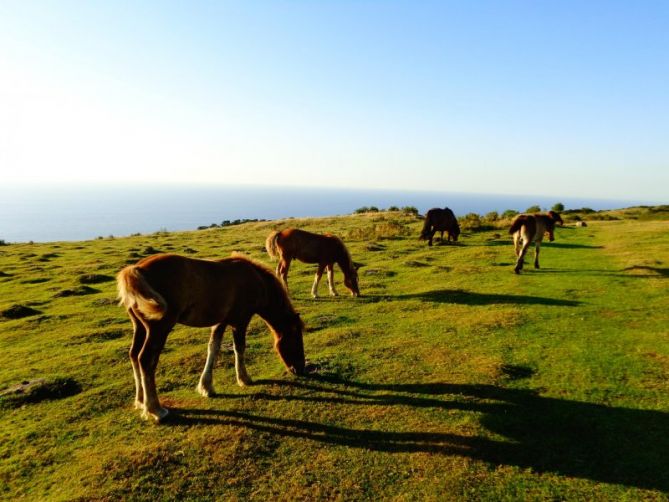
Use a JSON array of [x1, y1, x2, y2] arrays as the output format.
[[278, 228, 343, 264], [509, 214, 537, 239], [133, 254, 267, 327], [426, 207, 457, 231]]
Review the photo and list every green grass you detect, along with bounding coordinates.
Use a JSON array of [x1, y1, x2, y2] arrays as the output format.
[[1, 210, 668, 500]]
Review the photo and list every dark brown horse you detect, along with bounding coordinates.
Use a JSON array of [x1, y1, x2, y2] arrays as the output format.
[[509, 211, 564, 274], [266, 228, 361, 298], [419, 207, 461, 246], [117, 253, 305, 422]]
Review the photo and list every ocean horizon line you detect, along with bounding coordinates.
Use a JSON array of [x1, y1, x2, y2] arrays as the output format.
[[0, 184, 663, 243]]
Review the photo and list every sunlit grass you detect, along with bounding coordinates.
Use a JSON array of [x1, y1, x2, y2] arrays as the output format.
[[1, 209, 668, 500]]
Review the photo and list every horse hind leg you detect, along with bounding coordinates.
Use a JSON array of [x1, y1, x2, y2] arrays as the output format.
[[137, 317, 174, 422], [534, 241, 542, 269], [128, 308, 147, 410], [197, 323, 226, 397], [515, 240, 531, 274], [513, 233, 522, 257], [232, 322, 252, 387], [278, 258, 291, 290]]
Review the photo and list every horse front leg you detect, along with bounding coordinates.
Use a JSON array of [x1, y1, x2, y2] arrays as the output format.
[[232, 322, 252, 387], [138, 319, 173, 422], [326, 264, 338, 296], [311, 264, 325, 298], [428, 230, 435, 246], [197, 323, 226, 397], [128, 308, 146, 410]]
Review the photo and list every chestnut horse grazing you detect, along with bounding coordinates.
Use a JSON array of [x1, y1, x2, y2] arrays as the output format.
[[266, 228, 361, 298], [419, 207, 461, 246], [509, 211, 564, 274], [117, 253, 305, 422]]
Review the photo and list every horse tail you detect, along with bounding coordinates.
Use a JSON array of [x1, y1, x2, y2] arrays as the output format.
[[509, 215, 525, 235], [265, 230, 281, 260], [117, 266, 167, 320], [419, 211, 432, 239]]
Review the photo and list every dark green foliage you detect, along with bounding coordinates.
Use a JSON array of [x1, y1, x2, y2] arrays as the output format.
[[1, 304, 41, 319], [552, 202, 565, 212], [78, 274, 114, 285], [0, 377, 81, 409], [525, 205, 541, 213]]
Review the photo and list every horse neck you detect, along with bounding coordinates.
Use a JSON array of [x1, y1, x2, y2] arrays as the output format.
[[257, 277, 293, 337], [334, 246, 354, 277]]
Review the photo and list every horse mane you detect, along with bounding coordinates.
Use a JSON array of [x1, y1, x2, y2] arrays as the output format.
[[330, 235, 355, 271], [228, 252, 295, 313]]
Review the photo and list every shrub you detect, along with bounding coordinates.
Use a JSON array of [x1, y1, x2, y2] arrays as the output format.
[[526, 205, 541, 213], [401, 206, 419, 216], [484, 211, 499, 222], [552, 202, 565, 212], [502, 209, 519, 219], [387, 206, 400, 212], [459, 213, 483, 231]]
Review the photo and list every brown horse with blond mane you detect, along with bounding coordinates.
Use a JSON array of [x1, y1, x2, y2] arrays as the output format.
[[117, 253, 305, 422], [266, 228, 361, 298], [509, 210, 564, 274]]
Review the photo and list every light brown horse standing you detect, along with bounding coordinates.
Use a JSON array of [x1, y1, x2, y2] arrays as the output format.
[[117, 253, 305, 422], [266, 228, 361, 298], [509, 211, 564, 274]]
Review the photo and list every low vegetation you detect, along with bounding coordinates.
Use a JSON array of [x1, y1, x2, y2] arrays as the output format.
[[0, 206, 668, 500]]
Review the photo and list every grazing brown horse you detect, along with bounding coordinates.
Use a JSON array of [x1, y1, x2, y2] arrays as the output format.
[[266, 228, 361, 298], [117, 253, 305, 422], [509, 211, 564, 274], [419, 207, 461, 246]]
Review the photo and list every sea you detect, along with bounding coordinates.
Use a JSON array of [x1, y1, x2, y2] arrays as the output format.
[[0, 184, 658, 243]]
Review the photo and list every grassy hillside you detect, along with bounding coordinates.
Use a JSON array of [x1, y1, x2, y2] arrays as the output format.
[[1, 209, 668, 500]]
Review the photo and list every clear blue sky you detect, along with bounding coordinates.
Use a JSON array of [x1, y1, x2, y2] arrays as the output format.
[[1, 1, 667, 201]]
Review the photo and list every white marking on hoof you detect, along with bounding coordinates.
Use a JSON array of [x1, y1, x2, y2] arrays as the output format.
[[197, 383, 214, 397], [142, 407, 170, 423], [236, 375, 253, 387], [134, 400, 144, 410]]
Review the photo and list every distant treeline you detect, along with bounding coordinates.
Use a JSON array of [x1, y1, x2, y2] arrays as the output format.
[[197, 218, 267, 230]]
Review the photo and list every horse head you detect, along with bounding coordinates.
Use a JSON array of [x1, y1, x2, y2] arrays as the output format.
[[275, 312, 306, 375], [345, 263, 363, 297], [548, 211, 564, 226], [451, 223, 461, 241]]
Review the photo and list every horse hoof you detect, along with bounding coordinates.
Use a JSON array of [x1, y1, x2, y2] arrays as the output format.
[[142, 407, 170, 423], [133, 400, 144, 410], [197, 385, 214, 397], [237, 377, 253, 387]]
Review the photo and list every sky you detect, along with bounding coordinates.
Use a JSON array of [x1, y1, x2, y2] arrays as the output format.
[[1, 1, 667, 201]]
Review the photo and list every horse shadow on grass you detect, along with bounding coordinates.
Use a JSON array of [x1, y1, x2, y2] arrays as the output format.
[[394, 289, 581, 307], [169, 377, 669, 492], [542, 242, 604, 250]]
